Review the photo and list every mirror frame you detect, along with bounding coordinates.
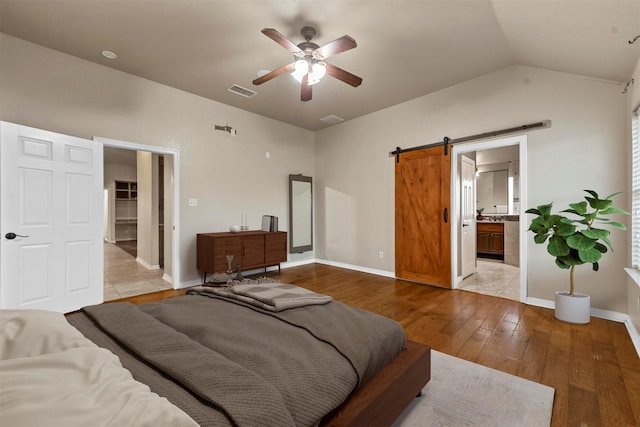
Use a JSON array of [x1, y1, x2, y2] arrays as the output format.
[[288, 174, 313, 253]]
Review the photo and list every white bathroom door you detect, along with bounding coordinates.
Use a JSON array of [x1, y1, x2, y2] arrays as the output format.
[[0, 122, 104, 313], [460, 155, 476, 279]]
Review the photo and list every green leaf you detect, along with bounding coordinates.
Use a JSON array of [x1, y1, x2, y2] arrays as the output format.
[[525, 208, 541, 215], [528, 217, 549, 234], [537, 204, 553, 217], [558, 250, 584, 266], [567, 201, 588, 214], [534, 233, 549, 244], [599, 207, 630, 215], [555, 258, 571, 269], [581, 228, 610, 240], [547, 235, 570, 257], [592, 262, 599, 272], [605, 191, 622, 199], [545, 215, 564, 228], [585, 196, 599, 209], [584, 190, 599, 199], [566, 234, 596, 251], [605, 221, 627, 230], [600, 235, 613, 251], [595, 199, 613, 210], [594, 242, 607, 253], [555, 221, 577, 236], [578, 246, 603, 263]]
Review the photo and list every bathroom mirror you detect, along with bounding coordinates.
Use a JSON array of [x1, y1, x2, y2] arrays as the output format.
[[289, 174, 313, 253], [476, 170, 508, 214]]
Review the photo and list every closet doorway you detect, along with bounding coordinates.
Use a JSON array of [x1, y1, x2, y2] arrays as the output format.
[[100, 138, 180, 301], [451, 135, 527, 302]]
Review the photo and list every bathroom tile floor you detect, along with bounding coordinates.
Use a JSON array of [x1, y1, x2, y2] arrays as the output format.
[[104, 242, 172, 302], [458, 259, 520, 301]]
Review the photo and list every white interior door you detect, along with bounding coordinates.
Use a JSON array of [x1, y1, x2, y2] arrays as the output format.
[[1, 122, 103, 313], [460, 155, 476, 279]]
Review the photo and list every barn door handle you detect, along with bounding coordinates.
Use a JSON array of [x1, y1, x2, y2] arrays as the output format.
[[443, 208, 448, 223], [5, 232, 29, 240]]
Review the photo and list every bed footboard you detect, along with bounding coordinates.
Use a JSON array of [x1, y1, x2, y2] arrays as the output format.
[[321, 340, 431, 427]]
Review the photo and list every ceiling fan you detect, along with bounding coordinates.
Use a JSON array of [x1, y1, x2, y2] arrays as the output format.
[[252, 26, 363, 101]]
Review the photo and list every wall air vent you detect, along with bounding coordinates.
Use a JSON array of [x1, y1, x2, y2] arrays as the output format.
[[320, 115, 344, 125], [227, 84, 257, 98]]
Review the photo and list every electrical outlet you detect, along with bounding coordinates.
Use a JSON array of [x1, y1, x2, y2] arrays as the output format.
[[378, 251, 384, 259], [188, 198, 198, 207]]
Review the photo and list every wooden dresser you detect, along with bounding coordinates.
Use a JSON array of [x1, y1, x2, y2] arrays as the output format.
[[197, 230, 287, 279]]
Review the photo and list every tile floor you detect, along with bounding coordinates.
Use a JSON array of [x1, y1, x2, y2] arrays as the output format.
[[458, 258, 520, 301], [104, 242, 173, 302]]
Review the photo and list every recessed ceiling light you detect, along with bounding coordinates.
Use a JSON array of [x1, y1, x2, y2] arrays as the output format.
[[101, 50, 118, 59]]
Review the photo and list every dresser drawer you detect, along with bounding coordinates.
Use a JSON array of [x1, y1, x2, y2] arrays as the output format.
[[477, 222, 504, 233]]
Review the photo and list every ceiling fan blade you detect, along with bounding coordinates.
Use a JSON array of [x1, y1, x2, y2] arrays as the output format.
[[313, 35, 357, 60], [325, 63, 363, 87], [301, 75, 312, 101], [261, 28, 303, 55], [252, 62, 295, 85]]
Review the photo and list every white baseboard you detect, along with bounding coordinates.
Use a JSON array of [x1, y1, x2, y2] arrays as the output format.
[[314, 258, 396, 278], [161, 273, 173, 284], [136, 257, 160, 271], [281, 258, 316, 269]]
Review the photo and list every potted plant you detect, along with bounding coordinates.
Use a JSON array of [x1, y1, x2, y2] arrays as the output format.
[[476, 208, 485, 221], [526, 190, 628, 324]]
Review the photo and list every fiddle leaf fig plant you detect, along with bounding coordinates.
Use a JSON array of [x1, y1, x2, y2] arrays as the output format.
[[525, 190, 629, 296]]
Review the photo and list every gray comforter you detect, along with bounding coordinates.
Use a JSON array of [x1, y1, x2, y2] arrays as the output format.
[[68, 292, 405, 427]]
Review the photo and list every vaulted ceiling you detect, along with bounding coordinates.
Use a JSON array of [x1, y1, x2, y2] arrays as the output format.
[[1, 0, 639, 131]]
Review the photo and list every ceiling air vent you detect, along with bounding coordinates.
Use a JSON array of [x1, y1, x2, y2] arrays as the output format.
[[320, 115, 344, 125], [227, 84, 257, 98]]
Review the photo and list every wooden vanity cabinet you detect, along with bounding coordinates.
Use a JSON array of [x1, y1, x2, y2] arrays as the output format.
[[197, 230, 287, 277], [477, 222, 504, 258]]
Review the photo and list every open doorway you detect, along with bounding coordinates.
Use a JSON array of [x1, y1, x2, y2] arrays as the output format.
[[98, 137, 180, 301], [451, 135, 527, 302]]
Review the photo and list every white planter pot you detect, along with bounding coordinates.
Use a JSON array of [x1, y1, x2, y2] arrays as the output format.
[[554, 291, 590, 324]]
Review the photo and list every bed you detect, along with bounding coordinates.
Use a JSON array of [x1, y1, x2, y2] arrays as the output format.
[[0, 282, 431, 426]]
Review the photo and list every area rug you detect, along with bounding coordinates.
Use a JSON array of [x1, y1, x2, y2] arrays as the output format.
[[393, 351, 554, 427]]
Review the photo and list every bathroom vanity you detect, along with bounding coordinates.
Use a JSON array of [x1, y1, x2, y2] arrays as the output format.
[[477, 218, 519, 267]]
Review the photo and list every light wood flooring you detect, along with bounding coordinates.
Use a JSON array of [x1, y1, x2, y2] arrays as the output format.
[[119, 263, 640, 427]]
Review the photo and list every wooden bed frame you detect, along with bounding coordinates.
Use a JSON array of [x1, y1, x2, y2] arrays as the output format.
[[107, 290, 432, 426], [321, 340, 431, 426]]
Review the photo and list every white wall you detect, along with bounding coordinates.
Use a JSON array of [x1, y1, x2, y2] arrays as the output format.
[[0, 34, 316, 285], [315, 65, 629, 313]]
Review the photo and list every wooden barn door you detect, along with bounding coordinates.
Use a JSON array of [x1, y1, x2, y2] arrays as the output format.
[[395, 145, 452, 288]]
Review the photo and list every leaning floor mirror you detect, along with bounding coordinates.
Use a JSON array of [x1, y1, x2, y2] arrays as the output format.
[[289, 174, 313, 253]]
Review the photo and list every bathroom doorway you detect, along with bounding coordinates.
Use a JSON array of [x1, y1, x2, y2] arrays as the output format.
[[451, 135, 527, 302]]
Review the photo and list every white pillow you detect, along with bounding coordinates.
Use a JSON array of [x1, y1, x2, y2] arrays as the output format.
[[0, 309, 93, 360]]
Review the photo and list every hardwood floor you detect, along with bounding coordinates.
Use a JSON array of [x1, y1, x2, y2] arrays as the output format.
[[121, 263, 640, 427]]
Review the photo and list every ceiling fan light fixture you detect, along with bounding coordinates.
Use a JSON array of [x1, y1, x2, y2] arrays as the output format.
[[291, 59, 309, 83], [312, 62, 326, 80]]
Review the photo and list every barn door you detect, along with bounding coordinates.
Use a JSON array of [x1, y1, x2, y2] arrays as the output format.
[[395, 145, 452, 287]]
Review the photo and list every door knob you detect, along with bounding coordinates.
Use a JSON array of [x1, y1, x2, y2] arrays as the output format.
[[5, 232, 29, 240], [462, 224, 470, 227]]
